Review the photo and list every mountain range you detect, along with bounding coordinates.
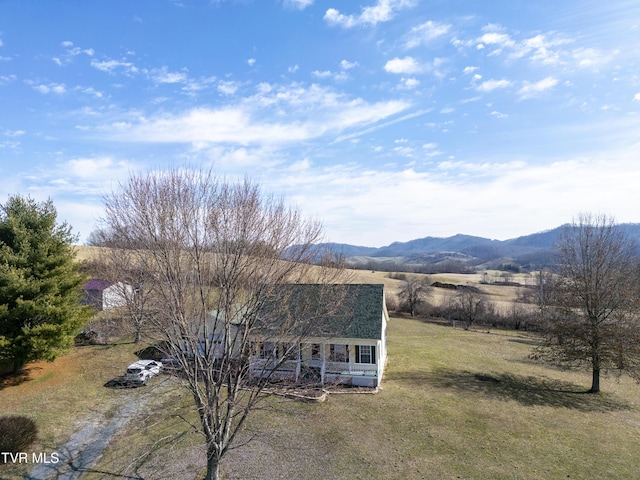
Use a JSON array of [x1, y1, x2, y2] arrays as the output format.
[[322, 223, 640, 273]]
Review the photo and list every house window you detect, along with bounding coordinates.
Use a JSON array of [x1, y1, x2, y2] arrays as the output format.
[[258, 342, 276, 360], [355, 345, 376, 364], [311, 343, 322, 360], [329, 344, 349, 362]]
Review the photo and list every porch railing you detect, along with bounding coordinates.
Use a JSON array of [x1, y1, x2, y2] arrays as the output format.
[[324, 361, 377, 376], [250, 358, 378, 377]]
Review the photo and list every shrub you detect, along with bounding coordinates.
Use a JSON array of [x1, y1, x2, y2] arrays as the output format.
[[0, 416, 38, 454]]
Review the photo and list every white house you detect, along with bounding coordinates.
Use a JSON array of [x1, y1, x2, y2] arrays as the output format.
[[248, 284, 388, 388], [82, 279, 132, 310]]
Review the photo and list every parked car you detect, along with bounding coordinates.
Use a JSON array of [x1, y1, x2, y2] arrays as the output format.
[[124, 360, 162, 386]]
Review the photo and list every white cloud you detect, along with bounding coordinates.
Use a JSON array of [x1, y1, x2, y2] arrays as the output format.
[[91, 58, 138, 75], [32, 82, 67, 94], [572, 47, 615, 69], [340, 59, 358, 70], [477, 32, 515, 49], [181, 76, 218, 95], [65, 157, 131, 181], [17, 156, 139, 241], [324, 0, 416, 28], [634, 93, 640, 102], [517, 76, 559, 99], [102, 84, 411, 145], [0, 74, 16, 85], [218, 80, 239, 95], [312, 63, 355, 81], [384, 56, 421, 74], [393, 145, 415, 157], [460, 96, 481, 104], [289, 158, 312, 171], [312, 70, 333, 78], [152, 67, 187, 84], [476, 79, 512, 92], [399, 77, 420, 89], [4, 129, 25, 137], [422, 143, 442, 157], [203, 145, 275, 170], [405, 20, 451, 48], [54, 41, 95, 66], [278, 151, 640, 246], [511, 33, 572, 65], [283, 0, 313, 9], [467, 27, 614, 73], [247, 58, 256, 66], [76, 86, 103, 98]]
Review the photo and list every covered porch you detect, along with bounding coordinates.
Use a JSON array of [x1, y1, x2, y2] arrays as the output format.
[[249, 341, 381, 387]]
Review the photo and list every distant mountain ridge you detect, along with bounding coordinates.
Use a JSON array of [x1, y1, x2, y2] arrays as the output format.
[[322, 223, 640, 272]]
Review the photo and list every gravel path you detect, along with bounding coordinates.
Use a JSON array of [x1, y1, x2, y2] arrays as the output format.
[[25, 386, 153, 480]]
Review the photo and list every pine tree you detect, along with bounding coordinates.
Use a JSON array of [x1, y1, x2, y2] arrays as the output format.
[[0, 195, 92, 373]]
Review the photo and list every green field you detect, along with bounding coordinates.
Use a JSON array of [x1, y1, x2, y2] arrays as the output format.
[[2, 317, 640, 479]]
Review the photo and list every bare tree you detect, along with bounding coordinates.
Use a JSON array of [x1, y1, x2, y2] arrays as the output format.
[[397, 276, 430, 316], [539, 213, 640, 393], [454, 287, 485, 330], [101, 168, 346, 480], [518, 268, 557, 325]]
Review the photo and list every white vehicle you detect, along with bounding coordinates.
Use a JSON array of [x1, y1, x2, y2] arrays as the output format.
[[124, 360, 162, 386]]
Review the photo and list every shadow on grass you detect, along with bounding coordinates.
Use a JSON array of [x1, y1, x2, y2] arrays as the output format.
[[0, 366, 42, 389], [388, 368, 631, 412], [104, 376, 140, 389], [507, 336, 542, 347]]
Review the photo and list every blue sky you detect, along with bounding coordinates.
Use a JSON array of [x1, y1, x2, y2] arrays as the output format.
[[1, 0, 639, 247]]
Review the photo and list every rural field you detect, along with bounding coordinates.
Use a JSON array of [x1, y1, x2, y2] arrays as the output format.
[[2, 301, 640, 479]]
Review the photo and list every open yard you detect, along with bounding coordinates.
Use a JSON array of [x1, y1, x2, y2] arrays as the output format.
[[2, 315, 640, 479]]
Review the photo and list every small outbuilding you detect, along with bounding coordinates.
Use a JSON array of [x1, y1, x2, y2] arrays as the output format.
[[81, 279, 132, 310]]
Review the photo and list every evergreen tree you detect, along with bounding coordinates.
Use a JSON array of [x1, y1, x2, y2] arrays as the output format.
[[0, 195, 92, 373]]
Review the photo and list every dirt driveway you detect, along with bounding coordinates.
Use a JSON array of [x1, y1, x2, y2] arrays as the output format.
[[25, 380, 156, 480]]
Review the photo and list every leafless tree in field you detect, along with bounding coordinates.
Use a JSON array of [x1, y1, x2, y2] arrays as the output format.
[[397, 276, 430, 316], [454, 287, 485, 330], [100, 168, 346, 480], [538, 213, 640, 393]]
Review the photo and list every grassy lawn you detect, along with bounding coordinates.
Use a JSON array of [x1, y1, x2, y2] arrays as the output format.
[[3, 316, 640, 479], [94, 317, 640, 479]]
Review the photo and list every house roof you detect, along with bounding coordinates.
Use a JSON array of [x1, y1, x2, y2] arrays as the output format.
[[82, 279, 116, 291], [257, 284, 386, 340]]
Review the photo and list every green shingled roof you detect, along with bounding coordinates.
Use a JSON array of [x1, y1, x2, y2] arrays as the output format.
[[258, 284, 386, 340]]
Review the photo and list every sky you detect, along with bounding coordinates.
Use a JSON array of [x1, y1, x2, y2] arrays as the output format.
[[1, 0, 640, 247]]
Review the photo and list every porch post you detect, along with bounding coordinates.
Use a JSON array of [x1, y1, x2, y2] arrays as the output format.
[[295, 343, 301, 381], [320, 343, 326, 386]]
